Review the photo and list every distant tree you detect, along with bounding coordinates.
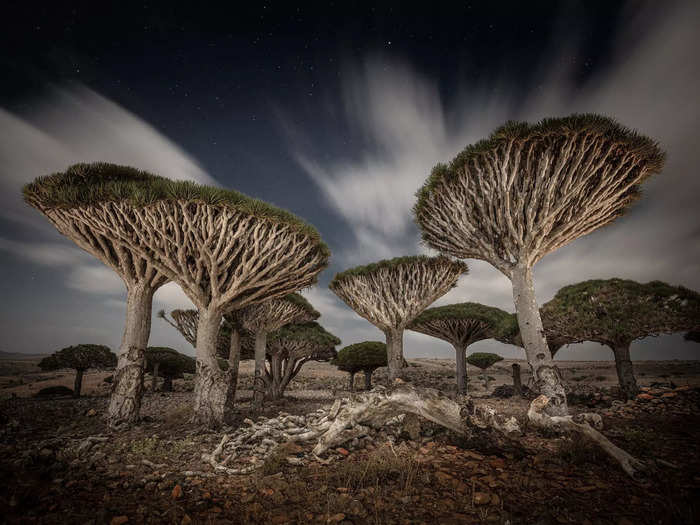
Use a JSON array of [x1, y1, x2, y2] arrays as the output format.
[[415, 115, 665, 417], [330, 256, 467, 381], [332, 341, 387, 391], [24, 164, 169, 426], [237, 294, 320, 409], [38, 344, 117, 397], [466, 352, 504, 390], [264, 322, 339, 399], [145, 347, 195, 392], [409, 303, 516, 394], [541, 279, 700, 398]]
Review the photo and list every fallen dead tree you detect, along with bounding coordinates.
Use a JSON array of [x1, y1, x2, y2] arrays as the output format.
[[204, 383, 644, 478]]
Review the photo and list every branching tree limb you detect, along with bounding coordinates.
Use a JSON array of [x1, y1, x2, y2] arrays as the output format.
[[330, 256, 467, 380]]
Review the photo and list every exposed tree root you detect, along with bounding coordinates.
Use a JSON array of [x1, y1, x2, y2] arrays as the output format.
[[527, 395, 645, 478], [312, 383, 520, 456], [310, 384, 644, 479]]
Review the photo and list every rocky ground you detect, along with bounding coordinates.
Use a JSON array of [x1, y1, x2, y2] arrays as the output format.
[[1, 361, 699, 524]]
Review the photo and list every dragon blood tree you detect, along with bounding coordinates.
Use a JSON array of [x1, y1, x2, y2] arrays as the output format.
[[39, 344, 117, 398], [159, 309, 254, 402], [409, 303, 516, 394], [466, 352, 503, 390], [51, 175, 329, 427], [541, 279, 700, 399], [415, 115, 665, 416], [145, 347, 195, 392], [24, 164, 169, 426], [265, 321, 340, 399], [237, 293, 320, 409], [330, 256, 467, 381], [332, 341, 387, 391]]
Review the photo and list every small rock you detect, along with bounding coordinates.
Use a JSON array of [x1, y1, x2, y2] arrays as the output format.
[[473, 492, 491, 505], [110, 517, 128, 525], [327, 513, 346, 523], [336, 448, 350, 456], [171, 484, 183, 499], [86, 409, 97, 417], [181, 515, 192, 525]]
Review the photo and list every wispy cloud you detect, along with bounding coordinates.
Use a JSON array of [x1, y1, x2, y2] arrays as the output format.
[[289, 2, 700, 359]]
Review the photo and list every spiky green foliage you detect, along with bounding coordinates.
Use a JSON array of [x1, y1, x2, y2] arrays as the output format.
[[268, 321, 341, 350], [330, 255, 468, 287], [280, 293, 320, 318], [466, 352, 504, 370], [332, 341, 388, 374], [39, 344, 117, 371], [541, 279, 700, 347], [23, 162, 328, 255], [145, 347, 196, 379], [414, 114, 665, 219]]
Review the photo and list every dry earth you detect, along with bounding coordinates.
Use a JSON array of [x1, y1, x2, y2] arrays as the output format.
[[1, 357, 699, 524]]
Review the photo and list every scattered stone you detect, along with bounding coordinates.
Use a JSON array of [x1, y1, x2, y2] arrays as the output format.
[[171, 484, 182, 499], [86, 409, 97, 417], [473, 492, 491, 505], [110, 517, 128, 525]]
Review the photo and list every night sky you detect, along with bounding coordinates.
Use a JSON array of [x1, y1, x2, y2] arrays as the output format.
[[1, 1, 698, 361]]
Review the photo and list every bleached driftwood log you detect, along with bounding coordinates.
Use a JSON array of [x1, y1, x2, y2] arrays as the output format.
[[527, 395, 645, 478], [312, 383, 520, 456]]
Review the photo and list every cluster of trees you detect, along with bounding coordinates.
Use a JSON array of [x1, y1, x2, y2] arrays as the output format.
[[24, 164, 333, 428], [25, 113, 700, 438]]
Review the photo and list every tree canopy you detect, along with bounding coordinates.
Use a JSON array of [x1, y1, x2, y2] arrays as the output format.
[[332, 341, 388, 373], [540, 279, 700, 347], [409, 302, 517, 348], [145, 347, 196, 377], [39, 344, 117, 371], [23, 163, 328, 249], [466, 352, 504, 370]]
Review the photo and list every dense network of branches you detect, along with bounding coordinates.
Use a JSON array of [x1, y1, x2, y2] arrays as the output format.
[[409, 303, 517, 348], [414, 115, 666, 275], [158, 309, 255, 360], [238, 293, 320, 333], [264, 322, 340, 398], [329, 255, 468, 330]]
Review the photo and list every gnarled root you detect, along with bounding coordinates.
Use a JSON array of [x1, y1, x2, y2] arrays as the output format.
[[528, 395, 645, 478], [312, 384, 520, 457], [202, 434, 256, 475]]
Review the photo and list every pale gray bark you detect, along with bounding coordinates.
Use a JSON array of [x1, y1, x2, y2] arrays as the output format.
[[108, 285, 154, 427], [385, 328, 405, 381], [252, 331, 267, 410], [227, 327, 241, 404], [193, 308, 232, 427], [612, 343, 639, 399], [511, 264, 567, 416], [454, 344, 467, 394]]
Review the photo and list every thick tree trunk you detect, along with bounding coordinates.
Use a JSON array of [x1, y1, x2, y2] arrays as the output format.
[[152, 362, 159, 392], [348, 372, 356, 392], [512, 363, 522, 397], [385, 327, 405, 381], [74, 369, 84, 398], [227, 327, 241, 405], [266, 352, 284, 400], [108, 284, 153, 428], [363, 369, 373, 390], [162, 376, 173, 392], [454, 344, 467, 395], [193, 308, 231, 427], [511, 264, 567, 416], [612, 343, 639, 399], [252, 331, 268, 411]]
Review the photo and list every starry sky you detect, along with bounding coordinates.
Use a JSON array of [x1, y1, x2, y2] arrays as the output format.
[[1, 1, 699, 361]]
